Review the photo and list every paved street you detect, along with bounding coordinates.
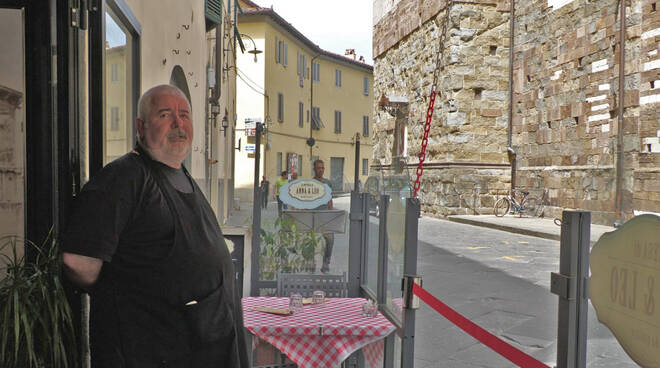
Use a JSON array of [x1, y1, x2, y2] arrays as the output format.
[[229, 196, 636, 367]]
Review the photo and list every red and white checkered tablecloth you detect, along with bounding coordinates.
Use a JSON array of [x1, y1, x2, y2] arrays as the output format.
[[242, 297, 396, 368]]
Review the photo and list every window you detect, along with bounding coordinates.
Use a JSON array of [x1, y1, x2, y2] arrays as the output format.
[[363, 76, 369, 95], [303, 55, 308, 78], [298, 102, 304, 127], [277, 93, 284, 122], [0, 8, 26, 239], [297, 154, 303, 176], [334, 110, 341, 133], [297, 52, 303, 76], [110, 106, 120, 131], [312, 62, 320, 82], [311, 155, 319, 176], [362, 116, 369, 137], [111, 63, 119, 82], [335, 69, 342, 87], [103, 4, 139, 165], [275, 36, 281, 63], [362, 159, 369, 176], [277, 152, 283, 174], [311, 106, 321, 130], [283, 41, 288, 66]]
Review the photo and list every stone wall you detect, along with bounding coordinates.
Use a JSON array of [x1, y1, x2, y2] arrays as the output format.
[[512, 0, 659, 224], [373, 0, 660, 224], [373, 0, 512, 216]]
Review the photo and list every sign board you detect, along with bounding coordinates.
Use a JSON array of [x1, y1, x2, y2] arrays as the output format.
[[245, 144, 255, 152], [244, 118, 261, 137], [279, 178, 332, 210], [590, 214, 660, 367]]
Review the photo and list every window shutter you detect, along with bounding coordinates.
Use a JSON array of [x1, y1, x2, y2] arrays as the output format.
[[275, 36, 280, 63], [205, 0, 222, 29], [303, 55, 308, 78], [297, 52, 301, 75], [283, 42, 288, 66], [363, 77, 369, 95]]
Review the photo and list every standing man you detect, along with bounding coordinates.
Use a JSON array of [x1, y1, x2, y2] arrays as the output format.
[[273, 170, 288, 217], [260, 175, 270, 209], [312, 159, 334, 273], [61, 85, 249, 368]]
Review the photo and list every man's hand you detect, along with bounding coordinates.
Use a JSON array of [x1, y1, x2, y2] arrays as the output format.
[[61, 252, 103, 289]]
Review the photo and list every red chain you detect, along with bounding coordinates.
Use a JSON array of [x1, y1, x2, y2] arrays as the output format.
[[412, 0, 453, 198], [413, 90, 436, 197]]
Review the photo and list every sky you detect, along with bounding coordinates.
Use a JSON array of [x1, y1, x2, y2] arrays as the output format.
[[252, 0, 373, 64]]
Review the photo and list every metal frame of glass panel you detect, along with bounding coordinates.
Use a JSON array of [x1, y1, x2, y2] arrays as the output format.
[[354, 192, 418, 368]]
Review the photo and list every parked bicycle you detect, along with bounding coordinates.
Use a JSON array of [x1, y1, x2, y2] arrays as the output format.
[[494, 189, 542, 217]]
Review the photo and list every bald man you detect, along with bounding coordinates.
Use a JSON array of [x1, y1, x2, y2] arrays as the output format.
[[61, 85, 248, 368]]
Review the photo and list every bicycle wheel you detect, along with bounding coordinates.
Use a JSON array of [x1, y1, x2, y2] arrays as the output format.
[[522, 196, 540, 217], [494, 197, 510, 217]]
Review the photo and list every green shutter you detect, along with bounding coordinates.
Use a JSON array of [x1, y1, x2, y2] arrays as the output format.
[[205, 0, 222, 27]]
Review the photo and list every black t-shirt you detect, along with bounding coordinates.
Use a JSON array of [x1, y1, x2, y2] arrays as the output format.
[[63, 151, 175, 265]]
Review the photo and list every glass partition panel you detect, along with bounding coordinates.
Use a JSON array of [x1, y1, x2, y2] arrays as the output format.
[[104, 7, 135, 165], [258, 188, 350, 297], [385, 191, 406, 321], [0, 8, 26, 242]]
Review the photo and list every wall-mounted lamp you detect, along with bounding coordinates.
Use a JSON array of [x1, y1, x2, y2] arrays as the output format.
[[221, 114, 229, 136], [240, 33, 262, 63]]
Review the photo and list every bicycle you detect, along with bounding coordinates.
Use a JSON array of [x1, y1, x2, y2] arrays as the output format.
[[493, 189, 542, 217]]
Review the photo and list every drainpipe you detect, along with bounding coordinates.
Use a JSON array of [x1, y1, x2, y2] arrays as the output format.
[[507, 0, 516, 194], [309, 53, 321, 163], [615, 0, 626, 221]]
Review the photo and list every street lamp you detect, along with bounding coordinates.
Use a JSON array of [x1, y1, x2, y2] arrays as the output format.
[[239, 33, 262, 62]]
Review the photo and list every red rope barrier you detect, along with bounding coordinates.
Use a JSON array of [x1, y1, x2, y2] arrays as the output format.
[[412, 283, 551, 368]]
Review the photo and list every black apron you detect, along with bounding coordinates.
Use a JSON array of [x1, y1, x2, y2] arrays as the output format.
[[90, 147, 248, 368]]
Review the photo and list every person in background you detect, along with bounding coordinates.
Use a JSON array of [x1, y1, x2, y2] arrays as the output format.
[[273, 171, 288, 217], [312, 159, 334, 273], [60, 84, 248, 368], [260, 175, 270, 209]]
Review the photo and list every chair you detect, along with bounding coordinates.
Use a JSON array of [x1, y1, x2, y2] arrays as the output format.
[[276, 272, 348, 298]]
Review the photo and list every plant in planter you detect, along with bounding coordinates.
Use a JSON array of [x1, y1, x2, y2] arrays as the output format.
[[259, 217, 324, 280], [0, 231, 78, 368]]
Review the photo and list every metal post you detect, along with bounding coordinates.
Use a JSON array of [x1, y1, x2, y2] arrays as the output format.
[[401, 197, 420, 368], [250, 122, 263, 296], [551, 210, 590, 368], [376, 194, 389, 305], [354, 133, 360, 192], [348, 191, 363, 297]]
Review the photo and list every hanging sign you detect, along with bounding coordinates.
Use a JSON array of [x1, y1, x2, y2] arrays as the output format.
[[245, 144, 255, 152], [279, 178, 332, 209], [590, 214, 660, 367]]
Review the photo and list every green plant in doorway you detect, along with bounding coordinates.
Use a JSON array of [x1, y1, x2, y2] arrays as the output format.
[[0, 230, 78, 368], [259, 217, 324, 280]]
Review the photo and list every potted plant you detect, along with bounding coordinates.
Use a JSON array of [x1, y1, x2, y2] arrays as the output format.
[[259, 217, 324, 280], [0, 230, 78, 368]]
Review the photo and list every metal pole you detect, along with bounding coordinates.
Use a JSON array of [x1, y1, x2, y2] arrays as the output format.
[[551, 210, 590, 368], [615, 0, 626, 220], [250, 122, 263, 296], [354, 133, 360, 192], [401, 198, 421, 368], [347, 191, 363, 297]]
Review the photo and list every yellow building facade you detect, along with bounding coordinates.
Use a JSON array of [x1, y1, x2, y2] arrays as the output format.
[[235, 1, 373, 201]]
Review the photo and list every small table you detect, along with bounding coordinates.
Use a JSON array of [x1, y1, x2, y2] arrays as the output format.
[[242, 297, 395, 368]]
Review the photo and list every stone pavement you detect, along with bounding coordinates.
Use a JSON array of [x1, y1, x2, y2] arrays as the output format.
[[447, 214, 616, 245]]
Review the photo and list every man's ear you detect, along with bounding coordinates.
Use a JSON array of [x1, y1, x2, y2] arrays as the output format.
[[136, 117, 145, 136]]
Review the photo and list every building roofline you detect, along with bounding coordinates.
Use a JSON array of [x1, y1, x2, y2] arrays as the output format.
[[239, 9, 373, 72]]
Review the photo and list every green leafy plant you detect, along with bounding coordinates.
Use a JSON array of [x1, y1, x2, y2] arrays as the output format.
[[259, 217, 324, 280], [0, 230, 78, 368]]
